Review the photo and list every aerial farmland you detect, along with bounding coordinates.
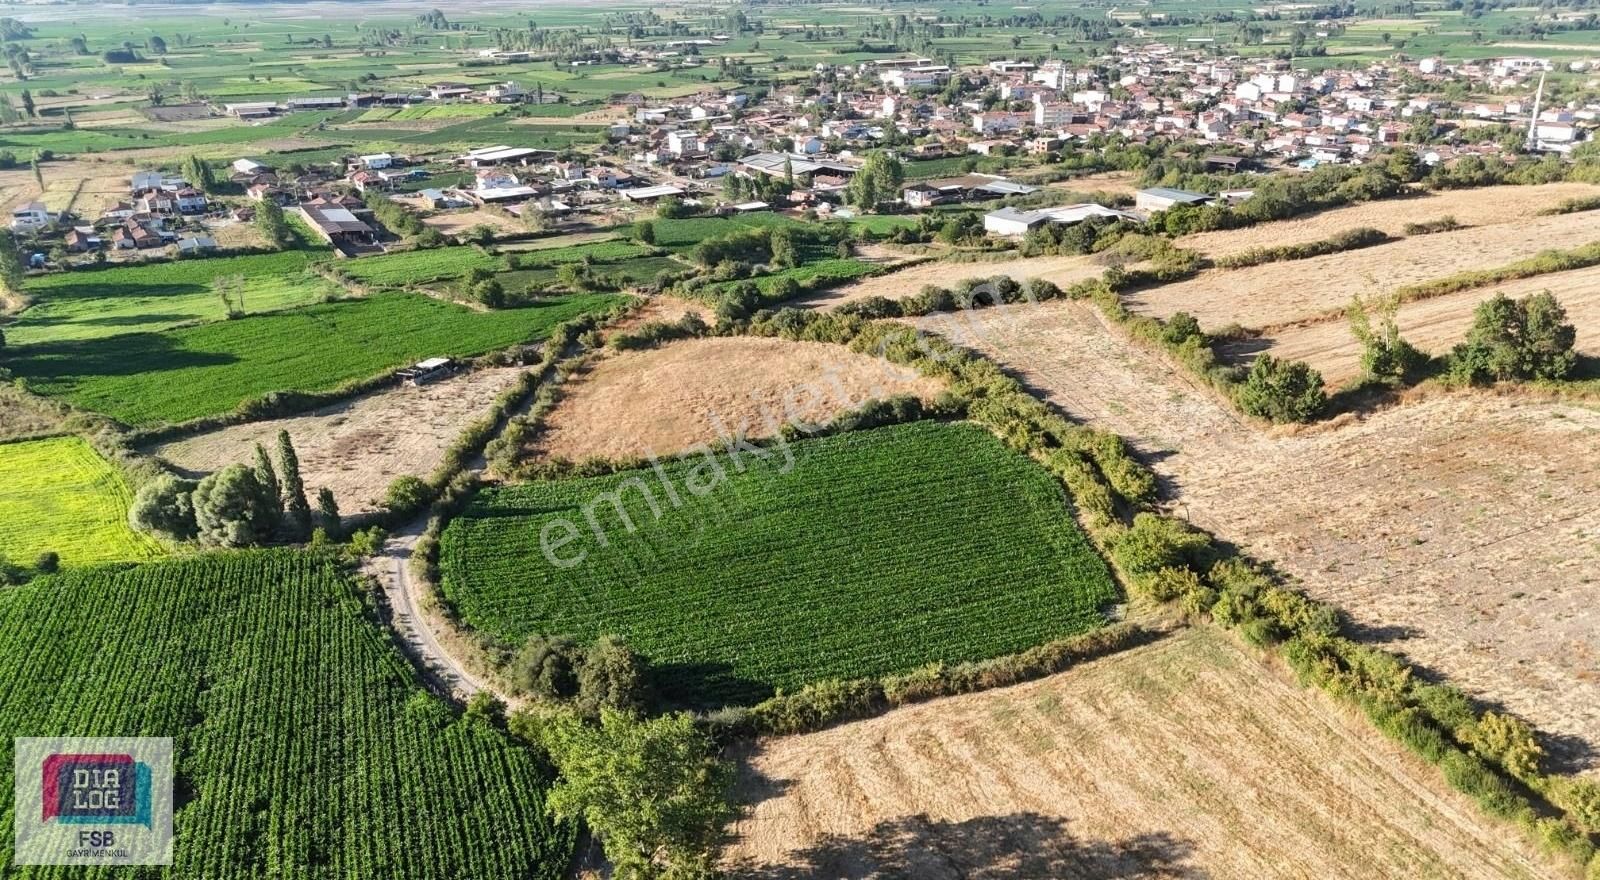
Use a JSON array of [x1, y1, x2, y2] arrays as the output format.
[[0, 0, 1598, 877]]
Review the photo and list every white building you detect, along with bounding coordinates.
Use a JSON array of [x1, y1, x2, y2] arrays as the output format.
[[10, 201, 49, 232]]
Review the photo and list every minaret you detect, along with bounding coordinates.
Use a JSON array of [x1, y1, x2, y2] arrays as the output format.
[[1525, 71, 1545, 151]]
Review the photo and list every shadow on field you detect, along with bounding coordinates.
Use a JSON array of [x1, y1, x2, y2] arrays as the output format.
[[19, 312, 195, 329], [1, 332, 235, 380], [649, 660, 772, 712], [725, 812, 1204, 880]]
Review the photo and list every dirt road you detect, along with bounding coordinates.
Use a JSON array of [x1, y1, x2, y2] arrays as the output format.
[[363, 518, 487, 700]]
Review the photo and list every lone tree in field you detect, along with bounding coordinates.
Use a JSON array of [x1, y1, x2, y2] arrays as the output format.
[[1448, 291, 1577, 385], [845, 150, 904, 210], [515, 707, 733, 880], [1235, 354, 1326, 423], [277, 431, 312, 540], [1348, 293, 1425, 382]]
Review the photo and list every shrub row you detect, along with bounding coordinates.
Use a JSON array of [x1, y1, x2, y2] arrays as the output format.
[[1393, 240, 1600, 305], [1402, 215, 1463, 236], [706, 622, 1153, 737], [1114, 514, 1600, 872], [1212, 227, 1390, 269], [1538, 195, 1600, 216]]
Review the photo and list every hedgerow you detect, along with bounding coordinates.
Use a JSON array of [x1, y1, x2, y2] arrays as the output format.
[[1212, 226, 1389, 269]]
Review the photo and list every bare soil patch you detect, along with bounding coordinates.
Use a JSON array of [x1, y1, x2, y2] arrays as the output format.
[[1131, 210, 1600, 330], [1043, 169, 1141, 194], [965, 299, 1600, 772], [803, 253, 1104, 309], [1247, 263, 1600, 386], [1176, 182, 1599, 260], [725, 627, 1553, 879], [153, 367, 526, 513], [421, 209, 525, 236], [534, 336, 946, 462]]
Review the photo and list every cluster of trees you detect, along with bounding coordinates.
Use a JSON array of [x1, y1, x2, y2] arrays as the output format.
[[844, 151, 904, 210], [363, 189, 424, 238], [181, 155, 219, 195], [131, 432, 340, 547]]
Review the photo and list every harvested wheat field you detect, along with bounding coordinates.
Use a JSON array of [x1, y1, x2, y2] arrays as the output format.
[[153, 366, 527, 513], [1177, 182, 1599, 260], [803, 253, 1104, 309], [1131, 211, 1600, 331], [724, 627, 1554, 880], [965, 299, 1600, 772], [1247, 263, 1600, 386], [533, 337, 945, 462]]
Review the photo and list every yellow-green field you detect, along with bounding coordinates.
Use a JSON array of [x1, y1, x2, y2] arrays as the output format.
[[0, 437, 164, 566]]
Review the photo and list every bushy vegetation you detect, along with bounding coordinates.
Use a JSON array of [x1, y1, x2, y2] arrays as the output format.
[[1234, 355, 1327, 423], [0, 436, 162, 565], [5, 291, 624, 426], [1402, 215, 1462, 236], [1447, 291, 1578, 385], [1348, 294, 1427, 384], [0, 550, 575, 878], [1539, 195, 1600, 216], [1392, 241, 1600, 306], [439, 421, 1117, 708]]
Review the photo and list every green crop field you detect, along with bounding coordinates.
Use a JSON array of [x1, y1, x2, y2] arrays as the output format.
[[0, 550, 573, 878], [12, 250, 335, 345], [2, 291, 624, 426], [512, 240, 654, 268], [439, 421, 1118, 707], [0, 436, 164, 566], [339, 246, 505, 287]]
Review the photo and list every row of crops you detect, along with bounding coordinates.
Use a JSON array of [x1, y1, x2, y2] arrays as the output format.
[[438, 421, 1118, 708], [3, 291, 624, 426], [0, 550, 574, 878]]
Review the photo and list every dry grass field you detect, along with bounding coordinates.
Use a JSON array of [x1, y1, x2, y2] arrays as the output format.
[[1246, 263, 1600, 386], [1130, 211, 1600, 331], [0, 160, 142, 218], [804, 253, 1103, 309], [724, 627, 1554, 880], [1176, 182, 1600, 260], [153, 367, 527, 513], [964, 299, 1600, 772], [532, 337, 945, 462]]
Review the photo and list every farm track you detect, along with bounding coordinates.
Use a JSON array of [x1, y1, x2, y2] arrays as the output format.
[[365, 516, 487, 701]]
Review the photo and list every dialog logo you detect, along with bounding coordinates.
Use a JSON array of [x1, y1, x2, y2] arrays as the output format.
[[13, 737, 173, 866]]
